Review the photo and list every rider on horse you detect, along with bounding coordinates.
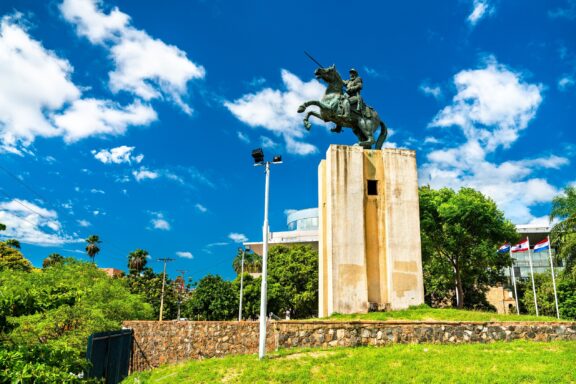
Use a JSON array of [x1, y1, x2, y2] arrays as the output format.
[[340, 68, 364, 120]]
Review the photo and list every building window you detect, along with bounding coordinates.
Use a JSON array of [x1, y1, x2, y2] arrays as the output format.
[[367, 180, 378, 196]]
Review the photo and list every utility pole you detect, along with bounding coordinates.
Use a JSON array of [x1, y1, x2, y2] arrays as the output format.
[[158, 258, 174, 321], [176, 269, 187, 320], [238, 246, 250, 321]]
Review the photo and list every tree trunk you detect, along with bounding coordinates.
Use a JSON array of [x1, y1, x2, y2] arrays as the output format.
[[455, 266, 464, 308]]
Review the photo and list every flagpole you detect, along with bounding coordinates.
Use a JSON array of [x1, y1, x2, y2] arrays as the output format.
[[526, 237, 539, 316], [509, 247, 520, 315], [547, 235, 560, 319]]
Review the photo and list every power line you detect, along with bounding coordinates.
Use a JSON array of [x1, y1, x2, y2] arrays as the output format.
[[0, 162, 50, 202], [0, 163, 135, 261]]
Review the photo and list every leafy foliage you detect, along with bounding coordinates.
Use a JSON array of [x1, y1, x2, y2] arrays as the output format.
[[183, 275, 238, 320], [0, 241, 32, 272], [550, 185, 576, 272], [125, 267, 180, 320], [127, 248, 149, 275], [84, 234, 101, 264], [184, 245, 318, 321], [232, 249, 262, 274], [419, 186, 518, 308], [267, 245, 318, 318], [0, 259, 153, 382], [43, 253, 65, 268], [520, 271, 576, 320]]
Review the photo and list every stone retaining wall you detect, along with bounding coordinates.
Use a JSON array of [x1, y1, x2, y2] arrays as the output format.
[[126, 321, 275, 371], [123, 320, 576, 371]]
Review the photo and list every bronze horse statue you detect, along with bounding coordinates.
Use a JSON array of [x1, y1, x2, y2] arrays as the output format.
[[297, 65, 387, 149]]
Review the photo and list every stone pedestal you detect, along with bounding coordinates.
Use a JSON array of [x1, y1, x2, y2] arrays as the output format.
[[318, 145, 424, 317]]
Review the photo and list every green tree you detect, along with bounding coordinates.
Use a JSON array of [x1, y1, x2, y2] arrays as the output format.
[[419, 186, 518, 309], [550, 185, 576, 272], [229, 245, 318, 320], [0, 260, 153, 381], [0, 223, 6, 231], [128, 248, 149, 275], [125, 267, 180, 319], [267, 245, 318, 318], [42, 253, 65, 268], [520, 271, 576, 320], [0, 242, 32, 272], [4, 239, 20, 249], [184, 275, 238, 320], [85, 234, 101, 264], [232, 249, 262, 274]]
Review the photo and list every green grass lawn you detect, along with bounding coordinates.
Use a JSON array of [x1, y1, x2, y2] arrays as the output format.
[[325, 305, 562, 322], [123, 340, 576, 383]]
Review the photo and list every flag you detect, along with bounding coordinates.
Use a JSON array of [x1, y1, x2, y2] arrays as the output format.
[[533, 238, 550, 253], [497, 243, 511, 253], [511, 239, 529, 253]]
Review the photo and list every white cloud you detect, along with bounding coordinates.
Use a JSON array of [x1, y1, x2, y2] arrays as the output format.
[[130, 165, 213, 188], [467, 0, 494, 26], [430, 58, 542, 151], [54, 99, 157, 142], [225, 69, 324, 156], [195, 203, 207, 213], [60, 0, 205, 114], [237, 131, 250, 143], [548, 0, 576, 19], [59, 0, 128, 43], [228, 232, 248, 243], [0, 15, 159, 154], [0, 15, 80, 154], [0, 199, 79, 246], [558, 76, 575, 91], [90, 188, 105, 194], [260, 136, 278, 149], [132, 167, 159, 182], [77, 219, 91, 227], [176, 251, 193, 259], [420, 84, 443, 100], [92, 145, 144, 164], [206, 242, 228, 247], [420, 58, 566, 224], [362, 66, 382, 78], [150, 212, 170, 231]]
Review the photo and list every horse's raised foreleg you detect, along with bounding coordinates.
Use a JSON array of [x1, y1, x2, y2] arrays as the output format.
[[297, 100, 321, 113], [304, 110, 323, 131]]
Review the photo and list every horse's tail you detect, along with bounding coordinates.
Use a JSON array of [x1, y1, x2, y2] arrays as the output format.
[[375, 121, 388, 150]]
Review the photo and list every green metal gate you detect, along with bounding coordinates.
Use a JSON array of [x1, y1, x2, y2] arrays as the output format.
[[86, 329, 133, 384]]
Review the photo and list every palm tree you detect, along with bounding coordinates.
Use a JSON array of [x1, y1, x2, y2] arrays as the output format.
[[232, 249, 262, 274], [128, 249, 149, 274], [85, 235, 101, 264], [550, 186, 576, 272], [5, 239, 20, 249], [43, 253, 64, 268]]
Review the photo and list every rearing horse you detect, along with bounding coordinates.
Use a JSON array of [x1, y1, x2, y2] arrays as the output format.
[[297, 65, 387, 149]]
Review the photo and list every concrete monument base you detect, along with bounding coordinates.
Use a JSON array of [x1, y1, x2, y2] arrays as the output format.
[[318, 145, 424, 317]]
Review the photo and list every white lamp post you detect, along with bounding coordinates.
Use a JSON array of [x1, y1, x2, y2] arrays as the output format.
[[251, 148, 282, 359], [238, 245, 250, 321]]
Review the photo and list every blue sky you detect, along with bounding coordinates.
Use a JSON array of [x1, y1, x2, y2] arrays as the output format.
[[0, 0, 574, 280]]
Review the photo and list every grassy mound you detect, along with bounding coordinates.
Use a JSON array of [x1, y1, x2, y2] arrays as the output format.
[[326, 305, 561, 322], [123, 340, 576, 383]]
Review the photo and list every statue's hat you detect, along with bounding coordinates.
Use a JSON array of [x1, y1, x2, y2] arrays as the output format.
[[349, 68, 358, 74]]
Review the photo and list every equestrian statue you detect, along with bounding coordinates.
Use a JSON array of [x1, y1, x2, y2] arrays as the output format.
[[297, 58, 387, 149]]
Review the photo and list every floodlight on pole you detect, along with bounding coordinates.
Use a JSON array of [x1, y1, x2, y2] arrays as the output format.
[[252, 148, 282, 360]]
